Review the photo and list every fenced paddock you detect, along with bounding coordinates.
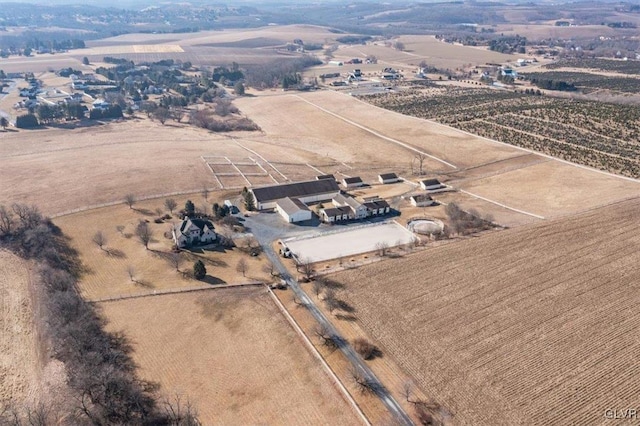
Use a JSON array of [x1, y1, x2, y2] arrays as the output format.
[[283, 221, 416, 263]]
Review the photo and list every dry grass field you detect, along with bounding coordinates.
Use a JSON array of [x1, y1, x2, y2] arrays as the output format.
[[335, 36, 515, 70], [0, 119, 316, 216], [53, 196, 272, 301], [0, 251, 39, 406], [332, 197, 640, 425], [100, 287, 362, 426]]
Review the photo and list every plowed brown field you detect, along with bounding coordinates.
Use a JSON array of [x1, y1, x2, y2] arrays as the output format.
[[333, 197, 640, 425], [100, 287, 362, 425]]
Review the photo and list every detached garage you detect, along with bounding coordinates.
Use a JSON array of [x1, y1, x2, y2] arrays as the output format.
[[276, 198, 313, 223]]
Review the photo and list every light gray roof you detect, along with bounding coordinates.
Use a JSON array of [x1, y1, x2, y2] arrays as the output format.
[[277, 197, 310, 215]]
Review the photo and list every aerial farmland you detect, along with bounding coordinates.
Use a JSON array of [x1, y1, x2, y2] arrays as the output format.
[[1, 1, 640, 424]]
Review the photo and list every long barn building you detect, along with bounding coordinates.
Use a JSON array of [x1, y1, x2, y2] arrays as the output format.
[[251, 179, 340, 210]]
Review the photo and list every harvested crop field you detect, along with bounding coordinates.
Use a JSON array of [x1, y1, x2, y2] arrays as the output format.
[[332, 197, 640, 425], [100, 287, 361, 425]]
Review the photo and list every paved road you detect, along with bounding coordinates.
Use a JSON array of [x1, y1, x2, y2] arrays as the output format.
[[244, 214, 414, 426]]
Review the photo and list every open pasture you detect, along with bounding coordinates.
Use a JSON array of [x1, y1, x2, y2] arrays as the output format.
[[100, 287, 361, 425], [333, 197, 640, 426], [283, 221, 416, 264], [0, 119, 317, 216], [53, 195, 272, 301]]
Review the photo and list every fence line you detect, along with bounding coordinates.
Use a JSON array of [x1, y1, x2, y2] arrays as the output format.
[[87, 281, 263, 304], [267, 288, 371, 426]]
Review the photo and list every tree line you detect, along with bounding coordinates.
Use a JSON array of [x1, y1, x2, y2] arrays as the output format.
[[0, 203, 200, 425]]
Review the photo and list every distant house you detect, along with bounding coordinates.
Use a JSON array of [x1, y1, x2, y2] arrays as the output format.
[[378, 173, 400, 184], [342, 176, 364, 188], [410, 194, 436, 207], [501, 68, 518, 78], [276, 197, 312, 223], [92, 99, 109, 110], [173, 217, 217, 248], [316, 174, 336, 181], [251, 179, 340, 210], [420, 178, 445, 191]]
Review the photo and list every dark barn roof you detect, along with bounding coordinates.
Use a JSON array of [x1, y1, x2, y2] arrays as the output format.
[[316, 174, 336, 181], [343, 176, 363, 184], [421, 178, 442, 187], [379, 173, 398, 180], [251, 179, 339, 203]]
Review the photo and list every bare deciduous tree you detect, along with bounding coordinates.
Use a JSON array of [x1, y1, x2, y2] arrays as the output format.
[[236, 258, 248, 277], [375, 241, 390, 257], [313, 278, 326, 296], [171, 252, 182, 272], [11, 203, 41, 229], [298, 257, 315, 282], [0, 205, 15, 236], [314, 324, 340, 350], [92, 231, 107, 251], [162, 393, 201, 426], [124, 194, 136, 209], [324, 288, 339, 313], [164, 198, 177, 215], [413, 153, 426, 176], [262, 262, 278, 278], [135, 221, 153, 250], [350, 366, 378, 395]]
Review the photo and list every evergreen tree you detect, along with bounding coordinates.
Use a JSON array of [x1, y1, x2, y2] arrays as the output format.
[[193, 260, 206, 280]]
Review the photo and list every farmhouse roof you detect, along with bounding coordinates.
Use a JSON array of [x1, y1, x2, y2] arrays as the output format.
[[421, 178, 442, 187], [179, 217, 215, 234], [251, 179, 339, 203], [343, 176, 363, 184], [379, 173, 398, 180], [316, 174, 336, 181], [277, 197, 310, 215]]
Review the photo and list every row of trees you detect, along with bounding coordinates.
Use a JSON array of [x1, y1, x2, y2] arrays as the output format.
[[0, 203, 200, 424]]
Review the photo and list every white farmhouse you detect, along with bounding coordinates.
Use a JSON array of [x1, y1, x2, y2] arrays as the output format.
[[173, 217, 217, 248]]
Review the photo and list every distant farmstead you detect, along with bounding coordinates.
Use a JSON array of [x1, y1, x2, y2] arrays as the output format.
[[173, 217, 217, 248], [250, 179, 340, 210]]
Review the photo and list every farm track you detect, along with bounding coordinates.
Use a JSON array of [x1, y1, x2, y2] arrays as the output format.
[[333, 198, 640, 425]]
